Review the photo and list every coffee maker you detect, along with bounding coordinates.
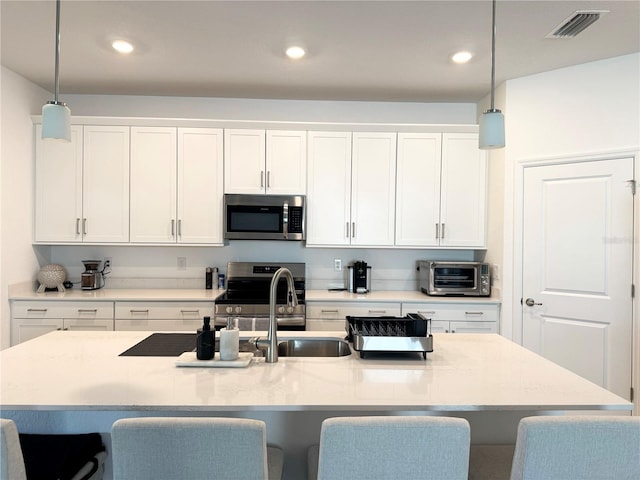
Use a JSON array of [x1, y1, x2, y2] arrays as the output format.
[[348, 260, 371, 294], [81, 260, 104, 290]]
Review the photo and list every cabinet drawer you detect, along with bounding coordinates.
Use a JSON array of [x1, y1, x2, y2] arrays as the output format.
[[115, 302, 214, 320], [11, 301, 113, 319], [115, 318, 202, 331], [401, 303, 499, 322], [307, 302, 401, 320]]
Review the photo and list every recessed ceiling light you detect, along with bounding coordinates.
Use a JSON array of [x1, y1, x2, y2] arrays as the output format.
[[285, 46, 306, 60], [451, 51, 473, 64], [112, 40, 134, 54]]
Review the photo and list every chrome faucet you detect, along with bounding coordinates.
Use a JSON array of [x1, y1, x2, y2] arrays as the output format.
[[255, 267, 297, 363]]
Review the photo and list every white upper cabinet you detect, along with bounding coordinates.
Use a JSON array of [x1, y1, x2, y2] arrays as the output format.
[[35, 125, 83, 242], [177, 128, 224, 244], [130, 127, 223, 244], [224, 129, 306, 194], [439, 133, 487, 247], [83, 126, 130, 243], [34, 125, 130, 243], [130, 127, 178, 243], [396, 132, 487, 248], [306, 131, 352, 245], [350, 132, 397, 246], [306, 131, 397, 247]]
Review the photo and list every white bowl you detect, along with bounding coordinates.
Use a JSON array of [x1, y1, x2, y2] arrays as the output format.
[[37, 264, 67, 291]]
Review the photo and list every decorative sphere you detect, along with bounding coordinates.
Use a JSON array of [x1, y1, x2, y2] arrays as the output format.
[[37, 264, 67, 289]]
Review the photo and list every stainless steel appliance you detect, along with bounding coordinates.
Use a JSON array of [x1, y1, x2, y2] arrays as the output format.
[[348, 260, 371, 293], [224, 194, 305, 241], [214, 262, 306, 330], [81, 260, 104, 290], [418, 261, 491, 297]]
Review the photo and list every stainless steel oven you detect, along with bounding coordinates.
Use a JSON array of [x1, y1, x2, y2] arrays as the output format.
[[418, 261, 491, 297], [214, 262, 306, 330], [224, 194, 305, 241]]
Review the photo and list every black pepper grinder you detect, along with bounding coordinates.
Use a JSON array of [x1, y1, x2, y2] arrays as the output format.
[[196, 316, 215, 360]]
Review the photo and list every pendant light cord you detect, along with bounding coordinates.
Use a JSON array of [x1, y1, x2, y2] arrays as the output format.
[[54, 0, 61, 103], [490, 0, 497, 111]]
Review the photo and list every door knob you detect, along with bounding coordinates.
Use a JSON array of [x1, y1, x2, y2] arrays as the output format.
[[525, 298, 543, 307]]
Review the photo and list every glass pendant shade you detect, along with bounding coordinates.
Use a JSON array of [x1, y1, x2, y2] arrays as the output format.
[[479, 109, 505, 149], [42, 101, 71, 141]]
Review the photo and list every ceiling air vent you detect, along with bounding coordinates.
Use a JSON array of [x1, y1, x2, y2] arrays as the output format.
[[546, 10, 609, 38]]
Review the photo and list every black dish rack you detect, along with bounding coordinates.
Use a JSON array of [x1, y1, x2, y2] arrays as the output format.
[[345, 313, 433, 359]]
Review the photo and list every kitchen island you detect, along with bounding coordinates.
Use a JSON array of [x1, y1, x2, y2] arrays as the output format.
[[0, 330, 631, 479]]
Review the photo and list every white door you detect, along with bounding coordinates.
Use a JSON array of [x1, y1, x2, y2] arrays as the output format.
[[83, 126, 130, 243], [224, 129, 266, 194], [351, 132, 397, 246], [395, 133, 442, 246], [266, 130, 307, 195], [130, 127, 177, 243], [177, 128, 224, 244], [306, 131, 352, 245], [522, 157, 634, 399]]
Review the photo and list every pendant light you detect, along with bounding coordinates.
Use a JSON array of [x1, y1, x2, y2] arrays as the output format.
[[479, 0, 505, 149], [42, 0, 71, 142]]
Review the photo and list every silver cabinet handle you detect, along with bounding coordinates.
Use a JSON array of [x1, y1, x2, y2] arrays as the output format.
[[129, 309, 149, 313], [441, 223, 445, 239], [435, 223, 439, 239], [260, 171, 265, 188], [27, 308, 47, 312], [417, 310, 436, 315], [180, 309, 200, 314], [82, 218, 87, 235], [346, 222, 350, 238], [321, 309, 339, 313], [465, 311, 485, 315], [76, 218, 80, 235], [368, 310, 386, 314], [77, 309, 98, 313], [267, 171, 271, 188], [178, 219, 182, 237], [171, 219, 175, 237], [352, 222, 356, 238]]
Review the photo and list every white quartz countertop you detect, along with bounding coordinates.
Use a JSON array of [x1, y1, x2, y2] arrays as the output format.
[[0, 330, 629, 412], [9, 285, 500, 304]]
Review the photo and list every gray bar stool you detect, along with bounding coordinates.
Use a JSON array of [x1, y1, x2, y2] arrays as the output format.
[[112, 417, 283, 480], [309, 416, 470, 480], [0, 419, 27, 480]]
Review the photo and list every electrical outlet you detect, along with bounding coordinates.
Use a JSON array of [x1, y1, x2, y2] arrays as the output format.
[[177, 257, 187, 271], [334, 259, 342, 272], [103, 257, 112, 270]]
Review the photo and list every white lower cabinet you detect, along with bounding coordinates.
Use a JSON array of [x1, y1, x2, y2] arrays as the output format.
[[401, 303, 499, 333], [114, 301, 214, 331], [306, 302, 401, 331], [10, 301, 114, 345]]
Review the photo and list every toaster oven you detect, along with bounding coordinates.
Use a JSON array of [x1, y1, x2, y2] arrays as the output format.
[[418, 261, 491, 297]]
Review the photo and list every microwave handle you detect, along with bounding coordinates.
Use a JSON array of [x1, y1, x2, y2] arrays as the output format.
[[283, 202, 289, 239]]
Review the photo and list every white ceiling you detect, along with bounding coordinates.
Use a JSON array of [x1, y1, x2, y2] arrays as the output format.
[[1, 0, 639, 103]]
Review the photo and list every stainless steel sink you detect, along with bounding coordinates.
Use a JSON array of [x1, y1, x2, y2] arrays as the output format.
[[276, 338, 352, 357]]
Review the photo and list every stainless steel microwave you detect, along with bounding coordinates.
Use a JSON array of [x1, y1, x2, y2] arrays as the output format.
[[418, 261, 491, 297], [224, 194, 305, 241]]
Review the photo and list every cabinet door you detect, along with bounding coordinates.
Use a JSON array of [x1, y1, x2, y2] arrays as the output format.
[[83, 126, 130, 243], [449, 321, 497, 334], [306, 132, 352, 245], [34, 125, 83, 242], [439, 133, 487, 247], [351, 132, 397, 246], [177, 128, 224, 244], [395, 133, 442, 246], [224, 129, 266, 194], [130, 127, 177, 243], [266, 130, 307, 194], [11, 318, 63, 345]]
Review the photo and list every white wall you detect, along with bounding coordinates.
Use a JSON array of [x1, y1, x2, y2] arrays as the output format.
[[0, 66, 51, 349]]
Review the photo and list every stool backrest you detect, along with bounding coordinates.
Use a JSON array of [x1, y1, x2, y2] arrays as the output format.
[[317, 416, 470, 480], [112, 417, 269, 480], [0, 419, 26, 480], [510, 416, 640, 480]]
